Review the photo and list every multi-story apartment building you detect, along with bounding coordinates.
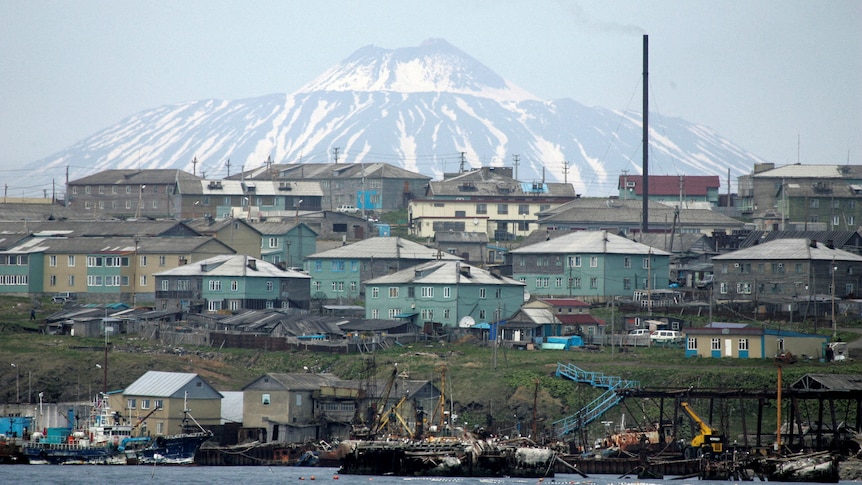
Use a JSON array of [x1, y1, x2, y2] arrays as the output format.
[[363, 260, 525, 329], [509, 230, 671, 302], [305, 237, 459, 301], [408, 167, 577, 241], [230, 162, 431, 212], [154, 254, 311, 312], [66, 169, 201, 219], [618, 175, 721, 205]]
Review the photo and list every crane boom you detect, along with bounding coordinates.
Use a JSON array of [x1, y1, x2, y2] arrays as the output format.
[[680, 401, 724, 454]]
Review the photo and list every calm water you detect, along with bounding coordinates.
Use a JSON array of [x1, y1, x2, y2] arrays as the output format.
[[0, 466, 856, 485]]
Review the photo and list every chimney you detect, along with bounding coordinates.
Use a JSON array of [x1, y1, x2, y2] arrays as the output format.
[[826, 239, 835, 249], [809, 239, 818, 248], [248, 259, 257, 271]]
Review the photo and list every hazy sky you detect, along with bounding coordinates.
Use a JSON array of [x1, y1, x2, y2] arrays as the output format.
[[2, 0, 860, 182]]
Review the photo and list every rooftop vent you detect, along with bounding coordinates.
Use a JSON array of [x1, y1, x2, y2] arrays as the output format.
[[207, 181, 223, 190]]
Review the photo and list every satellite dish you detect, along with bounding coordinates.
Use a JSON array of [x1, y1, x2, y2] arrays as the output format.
[[473, 218, 479, 225], [524, 291, 531, 302], [458, 316, 476, 328]]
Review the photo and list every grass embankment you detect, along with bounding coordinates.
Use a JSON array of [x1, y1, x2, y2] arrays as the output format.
[[2, 296, 860, 440]]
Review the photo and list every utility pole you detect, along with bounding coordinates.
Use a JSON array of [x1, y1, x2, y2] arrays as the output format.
[[459, 152, 466, 173], [191, 157, 198, 176], [562, 161, 570, 184], [332, 147, 340, 164], [642, 34, 649, 235], [226, 159, 231, 177]]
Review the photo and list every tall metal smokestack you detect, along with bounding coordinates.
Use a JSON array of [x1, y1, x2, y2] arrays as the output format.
[[642, 34, 649, 234]]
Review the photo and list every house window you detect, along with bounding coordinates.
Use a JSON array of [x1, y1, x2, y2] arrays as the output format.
[[269, 238, 278, 248], [687, 338, 697, 351], [157, 422, 164, 434], [332, 281, 344, 292], [210, 280, 222, 291], [141, 399, 150, 410], [590, 256, 598, 268], [371, 309, 379, 318], [421, 309, 434, 320], [372, 287, 379, 298], [127, 399, 136, 409], [497, 204, 508, 215], [68, 275, 75, 286], [140, 275, 147, 286], [476, 203, 487, 214], [389, 287, 399, 298], [350, 281, 357, 292], [832, 215, 840, 226], [478, 310, 486, 320], [756, 263, 765, 274], [832, 199, 841, 208], [159, 255, 166, 266], [443, 287, 451, 298], [623, 278, 631, 290], [313, 281, 321, 291], [49, 255, 57, 267], [736, 282, 752, 294], [739, 339, 749, 351], [49, 275, 57, 286], [443, 309, 450, 320], [331, 261, 345, 272], [569, 256, 581, 267], [518, 256, 526, 267], [720, 282, 728, 294], [624, 257, 631, 268], [140, 255, 148, 267], [555, 277, 562, 288], [231, 280, 238, 291], [421, 287, 434, 298], [479, 288, 486, 299], [711, 338, 721, 351], [642, 258, 650, 269], [809, 199, 819, 208], [68, 255, 75, 267], [772, 263, 785, 274], [350, 261, 358, 272], [208, 300, 222, 311], [266, 281, 274, 292], [777, 338, 785, 352], [262, 393, 271, 405], [536, 277, 549, 288], [160, 280, 169, 291], [314, 260, 322, 272], [570, 277, 581, 289], [518, 204, 529, 215], [590, 277, 598, 288], [125, 200, 132, 209], [388, 308, 401, 319]]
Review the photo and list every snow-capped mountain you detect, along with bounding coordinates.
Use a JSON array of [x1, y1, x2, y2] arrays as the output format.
[[33, 38, 764, 196]]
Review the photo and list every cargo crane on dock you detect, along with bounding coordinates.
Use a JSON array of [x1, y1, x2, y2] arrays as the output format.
[[680, 401, 725, 458]]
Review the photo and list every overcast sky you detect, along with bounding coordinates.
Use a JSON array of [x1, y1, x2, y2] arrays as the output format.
[[2, 0, 860, 180]]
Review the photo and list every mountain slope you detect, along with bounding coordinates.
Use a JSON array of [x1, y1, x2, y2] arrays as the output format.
[[33, 39, 765, 196]]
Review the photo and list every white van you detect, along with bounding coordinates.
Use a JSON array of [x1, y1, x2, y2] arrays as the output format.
[[336, 205, 358, 213], [650, 330, 683, 343]]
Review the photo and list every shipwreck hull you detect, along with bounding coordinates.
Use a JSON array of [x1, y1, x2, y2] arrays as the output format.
[[338, 439, 555, 477]]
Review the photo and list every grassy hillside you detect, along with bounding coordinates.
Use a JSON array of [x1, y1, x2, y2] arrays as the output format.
[[2, 295, 859, 441]]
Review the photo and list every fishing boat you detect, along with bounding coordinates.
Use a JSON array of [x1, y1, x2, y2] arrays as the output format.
[[23, 394, 211, 465]]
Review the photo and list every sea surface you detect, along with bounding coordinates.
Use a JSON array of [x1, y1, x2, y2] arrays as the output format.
[[0, 466, 857, 485]]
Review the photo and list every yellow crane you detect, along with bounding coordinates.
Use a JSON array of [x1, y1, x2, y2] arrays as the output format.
[[680, 401, 725, 456]]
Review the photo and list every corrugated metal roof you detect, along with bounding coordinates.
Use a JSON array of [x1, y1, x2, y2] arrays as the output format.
[[307, 237, 460, 260], [365, 260, 523, 286], [712, 238, 862, 262], [752, 164, 844, 178], [155, 254, 310, 279], [511, 230, 670, 256], [123, 371, 223, 399]]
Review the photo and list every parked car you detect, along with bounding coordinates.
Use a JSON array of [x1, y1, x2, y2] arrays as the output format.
[[650, 330, 683, 343], [51, 292, 77, 303], [696, 274, 714, 289], [628, 329, 651, 337], [336, 205, 358, 213]]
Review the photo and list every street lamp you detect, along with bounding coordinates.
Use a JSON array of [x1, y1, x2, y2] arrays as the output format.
[[10, 363, 18, 403]]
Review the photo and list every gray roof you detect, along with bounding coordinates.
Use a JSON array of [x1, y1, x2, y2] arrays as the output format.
[[7, 235, 233, 255], [738, 231, 862, 252], [155, 254, 310, 279], [28, 220, 199, 238], [783, 182, 862, 198], [0, 203, 78, 223], [364, 260, 524, 286], [511, 230, 671, 256], [123, 371, 223, 399], [751, 164, 862, 179], [232, 162, 430, 182], [243, 372, 343, 392], [247, 221, 317, 236], [538, 198, 743, 227], [429, 167, 576, 198], [712, 238, 862, 262], [307, 237, 460, 261], [434, 231, 489, 244], [69, 169, 200, 186], [176, 179, 324, 197]]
